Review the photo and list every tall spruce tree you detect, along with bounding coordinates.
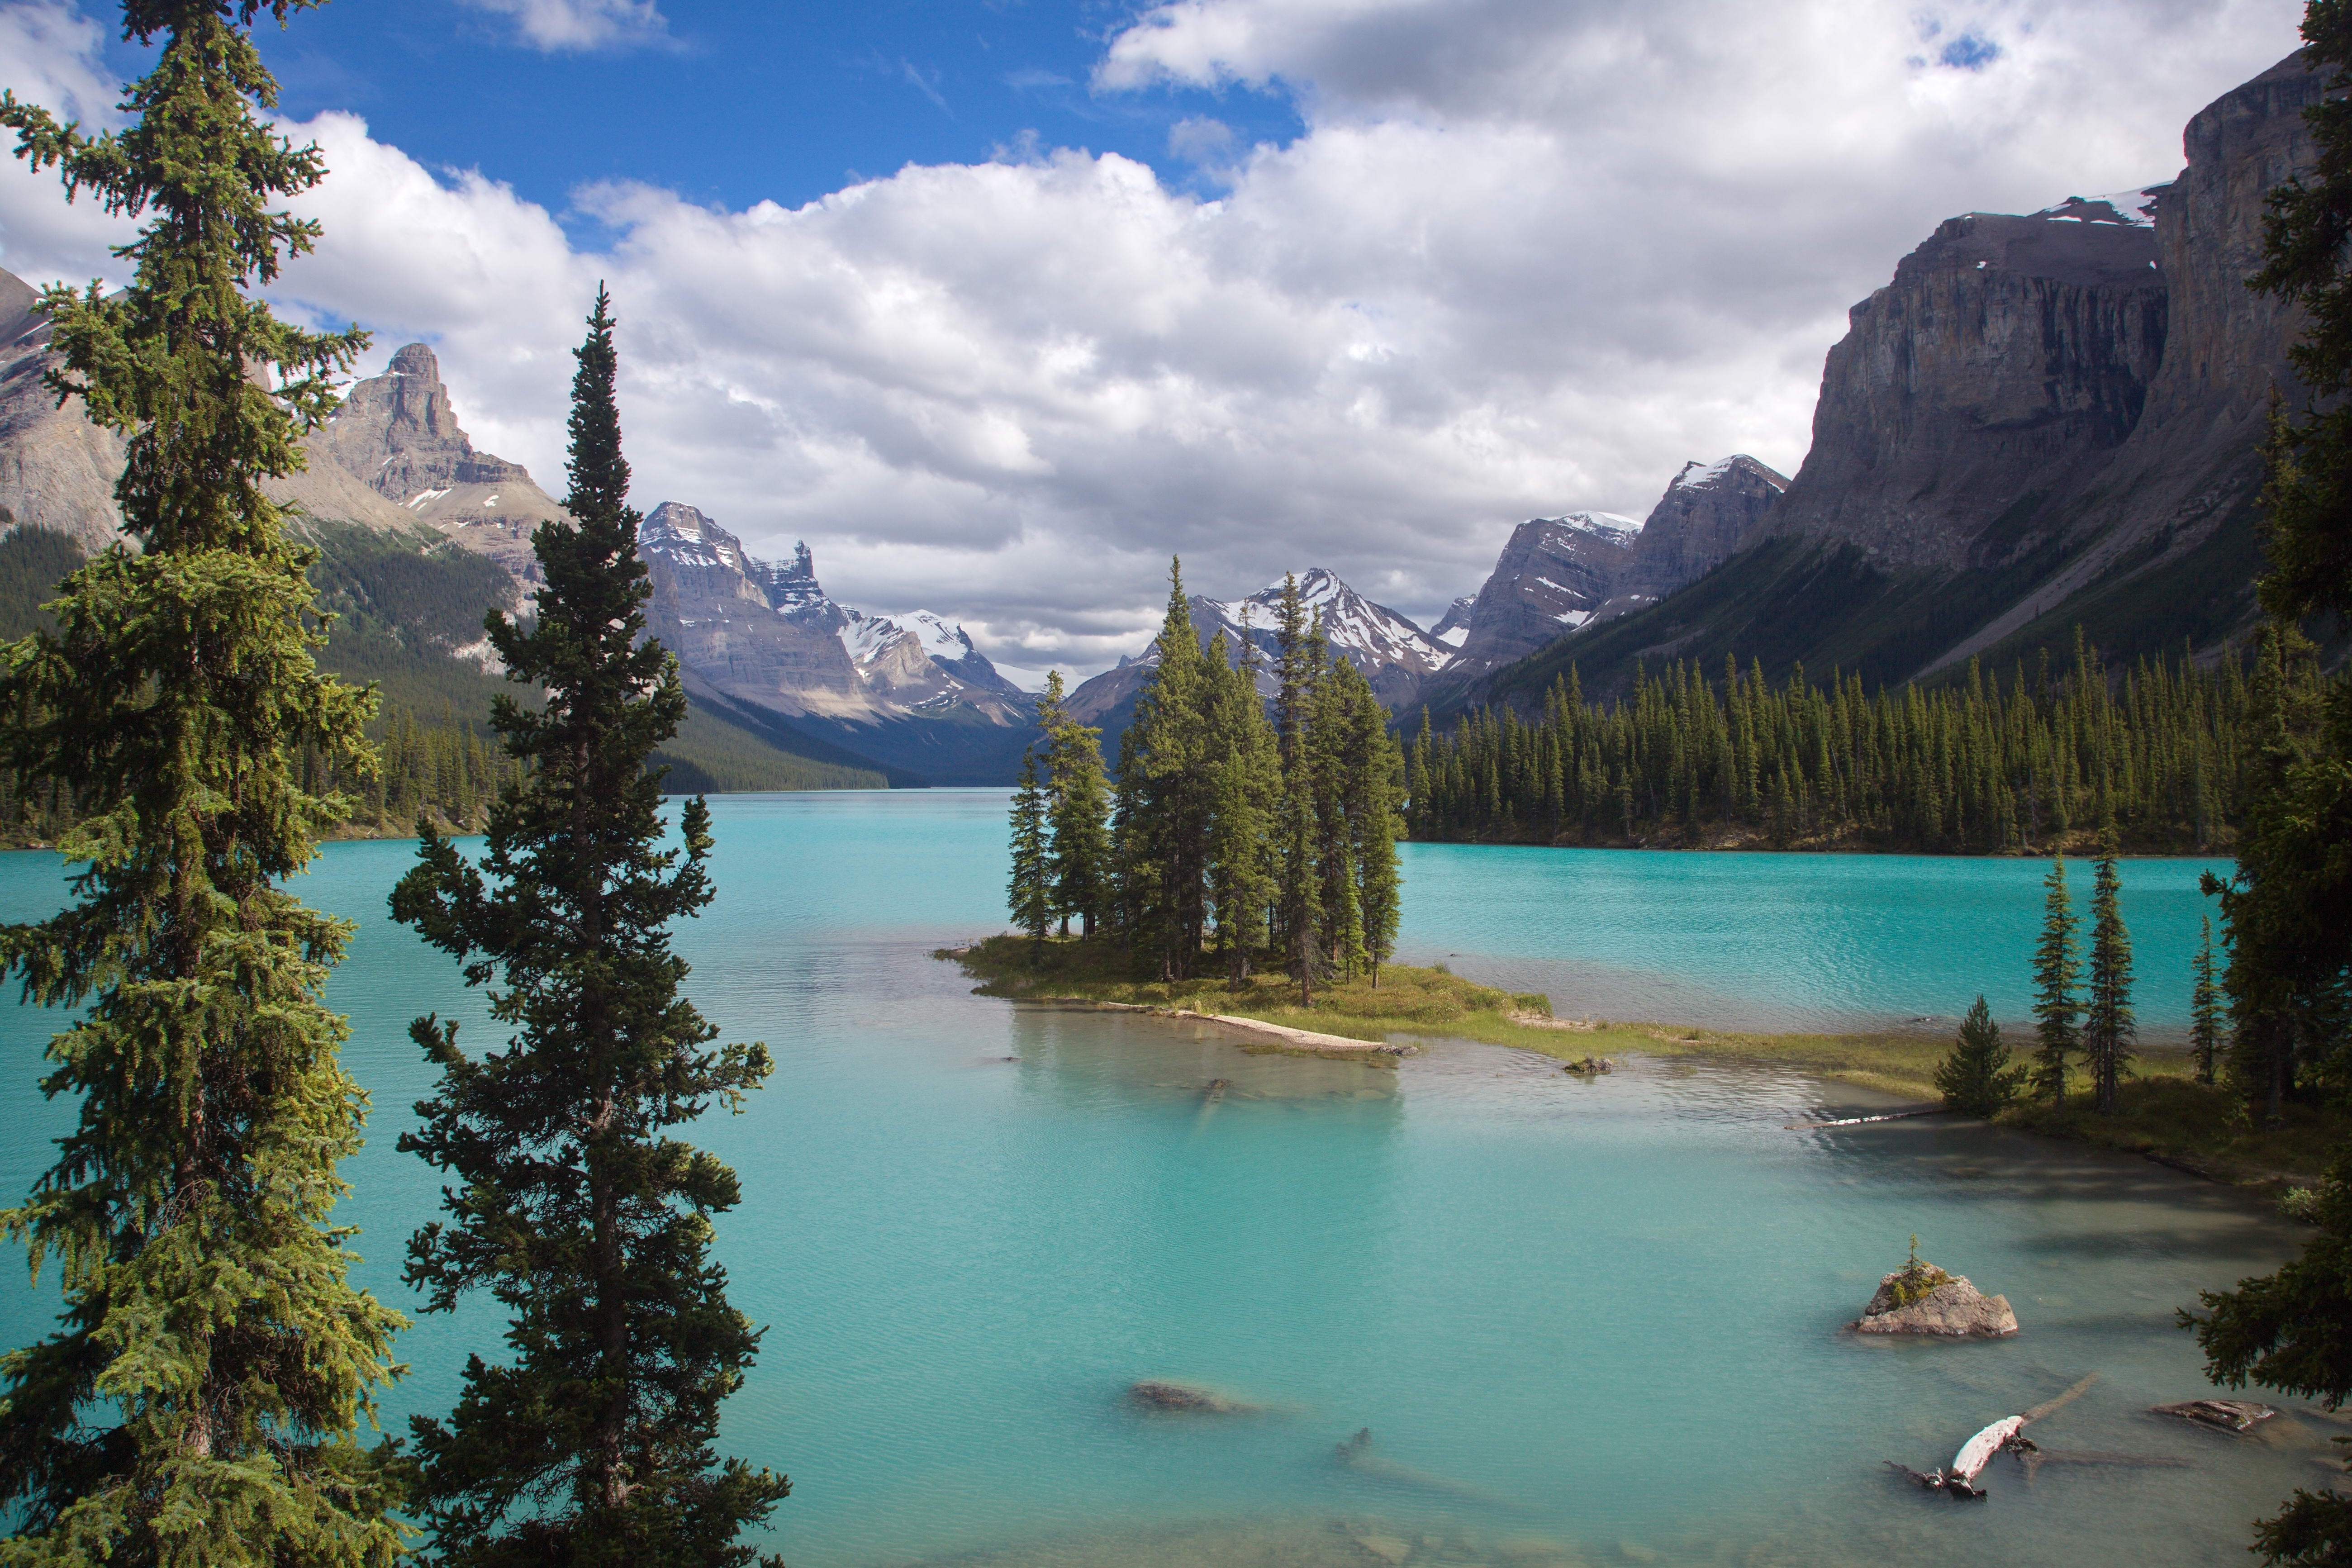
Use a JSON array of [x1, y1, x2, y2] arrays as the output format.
[[1113, 561, 1212, 979], [1036, 672, 1111, 939], [0, 4, 409, 1561], [1271, 576, 1324, 1003], [2084, 817, 2136, 1115], [2031, 853, 2081, 1108], [390, 292, 788, 1567], [1203, 632, 1278, 987], [1343, 660, 1405, 988], [2192, 914, 2224, 1087], [2184, 10, 2352, 1558], [1008, 747, 1051, 954], [1307, 622, 1365, 981]]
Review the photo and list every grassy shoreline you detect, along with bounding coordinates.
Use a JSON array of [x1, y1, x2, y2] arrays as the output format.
[[941, 935, 2342, 1188]]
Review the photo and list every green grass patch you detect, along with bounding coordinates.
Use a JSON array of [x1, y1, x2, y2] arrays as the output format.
[[943, 936, 2344, 1187]]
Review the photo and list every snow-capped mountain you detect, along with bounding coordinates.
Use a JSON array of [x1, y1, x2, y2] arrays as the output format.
[[1439, 511, 1645, 678], [1064, 567, 1457, 728], [637, 503, 1031, 761]]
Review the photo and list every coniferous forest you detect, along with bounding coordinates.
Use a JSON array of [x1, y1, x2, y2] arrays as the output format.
[[1404, 632, 2301, 855], [1010, 566, 1405, 998]]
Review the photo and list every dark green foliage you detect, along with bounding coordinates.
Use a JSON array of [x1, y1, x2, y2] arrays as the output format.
[[2085, 819, 2137, 1115], [1937, 997, 2026, 1117], [2033, 854, 2081, 1109], [390, 292, 787, 1567], [2184, 11, 2352, 1558], [1008, 747, 1050, 951], [2185, 1147, 2352, 1566], [1036, 671, 1113, 937], [0, 2, 411, 1562], [2192, 914, 2224, 1086], [1408, 633, 2280, 855], [0, 526, 84, 641], [1080, 564, 1402, 1000]]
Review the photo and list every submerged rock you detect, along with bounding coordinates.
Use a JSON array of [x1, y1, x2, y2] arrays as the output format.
[[1126, 1380, 1258, 1414], [1851, 1260, 2018, 1337], [2153, 1398, 2276, 1432]]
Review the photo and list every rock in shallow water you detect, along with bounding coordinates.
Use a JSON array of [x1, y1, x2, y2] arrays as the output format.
[[1850, 1263, 2018, 1337], [1126, 1380, 1259, 1413]]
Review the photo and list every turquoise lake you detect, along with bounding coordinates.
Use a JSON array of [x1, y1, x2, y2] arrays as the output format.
[[0, 792, 2325, 1566]]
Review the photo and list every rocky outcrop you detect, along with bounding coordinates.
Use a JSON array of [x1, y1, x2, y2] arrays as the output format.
[[1127, 1380, 1260, 1414], [299, 342, 570, 580], [1851, 1262, 2018, 1337], [638, 500, 1029, 727], [0, 292, 565, 575], [0, 271, 128, 551], [1603, 455, 1789, 617], [1927, 51, 2325, 668], [1443, 512, 1640, 678], [1765, 196, 2171, 571]]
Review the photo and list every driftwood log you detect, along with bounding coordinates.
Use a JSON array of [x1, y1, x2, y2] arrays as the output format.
[[1891, 1374, 2100, 1499]]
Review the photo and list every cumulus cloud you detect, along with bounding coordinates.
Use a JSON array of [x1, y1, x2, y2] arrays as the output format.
[[0, 0, 2312, 676], [456, 0, 670, 53]]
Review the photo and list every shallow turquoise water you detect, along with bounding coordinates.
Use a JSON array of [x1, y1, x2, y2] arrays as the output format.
[[0, 794, 2317, 1567]]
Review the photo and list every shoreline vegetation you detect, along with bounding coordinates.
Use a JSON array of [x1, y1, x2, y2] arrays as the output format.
[[1404, 635, 2314, 858], [942, 935, 2344, 1186]]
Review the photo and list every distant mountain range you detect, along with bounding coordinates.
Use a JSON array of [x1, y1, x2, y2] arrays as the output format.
[[0, 49, 2319, 784]]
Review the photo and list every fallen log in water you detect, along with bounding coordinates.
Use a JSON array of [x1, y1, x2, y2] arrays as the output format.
[[1334, 1428, 1518, 1508], [1786, 1106, 1945, 1130], [1891, 1373, 2102, 1499], [2020, 1449, 2192, 1481]]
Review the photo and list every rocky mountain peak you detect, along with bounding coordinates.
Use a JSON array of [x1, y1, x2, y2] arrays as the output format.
[[1442, 513, 1641, 678]]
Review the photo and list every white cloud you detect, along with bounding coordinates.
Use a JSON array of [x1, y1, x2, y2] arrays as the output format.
[[0, 0, 2312, 678], [0, 0, 134, 288], [456, 0, 670, 52]]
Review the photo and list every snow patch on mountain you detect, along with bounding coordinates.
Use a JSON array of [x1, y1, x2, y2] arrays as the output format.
[[1549, 510, 1643, 543]]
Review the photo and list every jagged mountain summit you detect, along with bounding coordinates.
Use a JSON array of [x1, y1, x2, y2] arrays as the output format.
[[1433, 454, 1787, 687], [635, 501, 1034, 782], [0, 269, 129, 551]]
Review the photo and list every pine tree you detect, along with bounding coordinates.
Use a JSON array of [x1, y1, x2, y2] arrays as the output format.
[[2085, 816, 2136, 1116], [0, 3, 409, 1559], [1345, 662, 1406, 988], [1113, 560, 1213, 979], [1203, 632, 1278, 988], [2192, 912, 2224, 1087], [390, 292, 788, 1567], [2032, 853, 2081, 1108], [1271, 576, 1324, 1002], [1009, 746, 1051, 955], [1036, 671, 1111, 939], [1936, 996, 2025, 1118]]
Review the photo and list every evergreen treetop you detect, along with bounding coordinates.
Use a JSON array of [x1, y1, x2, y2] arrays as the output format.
[[0, 3, 409, 1562], [1936, 996, 2024, 1119], [2031, 853, 2081, 1109], [390, 291, 787, 1568]]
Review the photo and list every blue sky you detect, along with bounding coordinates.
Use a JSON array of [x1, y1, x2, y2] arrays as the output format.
[[1, 0, 2312, 674], [131, 1, 1307, 228]]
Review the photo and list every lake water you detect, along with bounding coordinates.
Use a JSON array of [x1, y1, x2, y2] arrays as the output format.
[[0, 792, 2321, 1567]]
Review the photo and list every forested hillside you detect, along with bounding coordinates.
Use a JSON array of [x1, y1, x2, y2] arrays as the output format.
[[0, 522, 884, 845], [1407, 632, 2297, 855]]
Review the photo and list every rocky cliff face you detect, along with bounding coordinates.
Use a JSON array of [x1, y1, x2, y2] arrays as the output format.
[[0, 270, 128, 551], [1443, 513, 1640, 678], [638, 501, 1028, 727], [1603, 456, 1789, 616], [1924, 50, 2326, 667], [299, 342, 570, 580], [1764, 195, 2171, 571]]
